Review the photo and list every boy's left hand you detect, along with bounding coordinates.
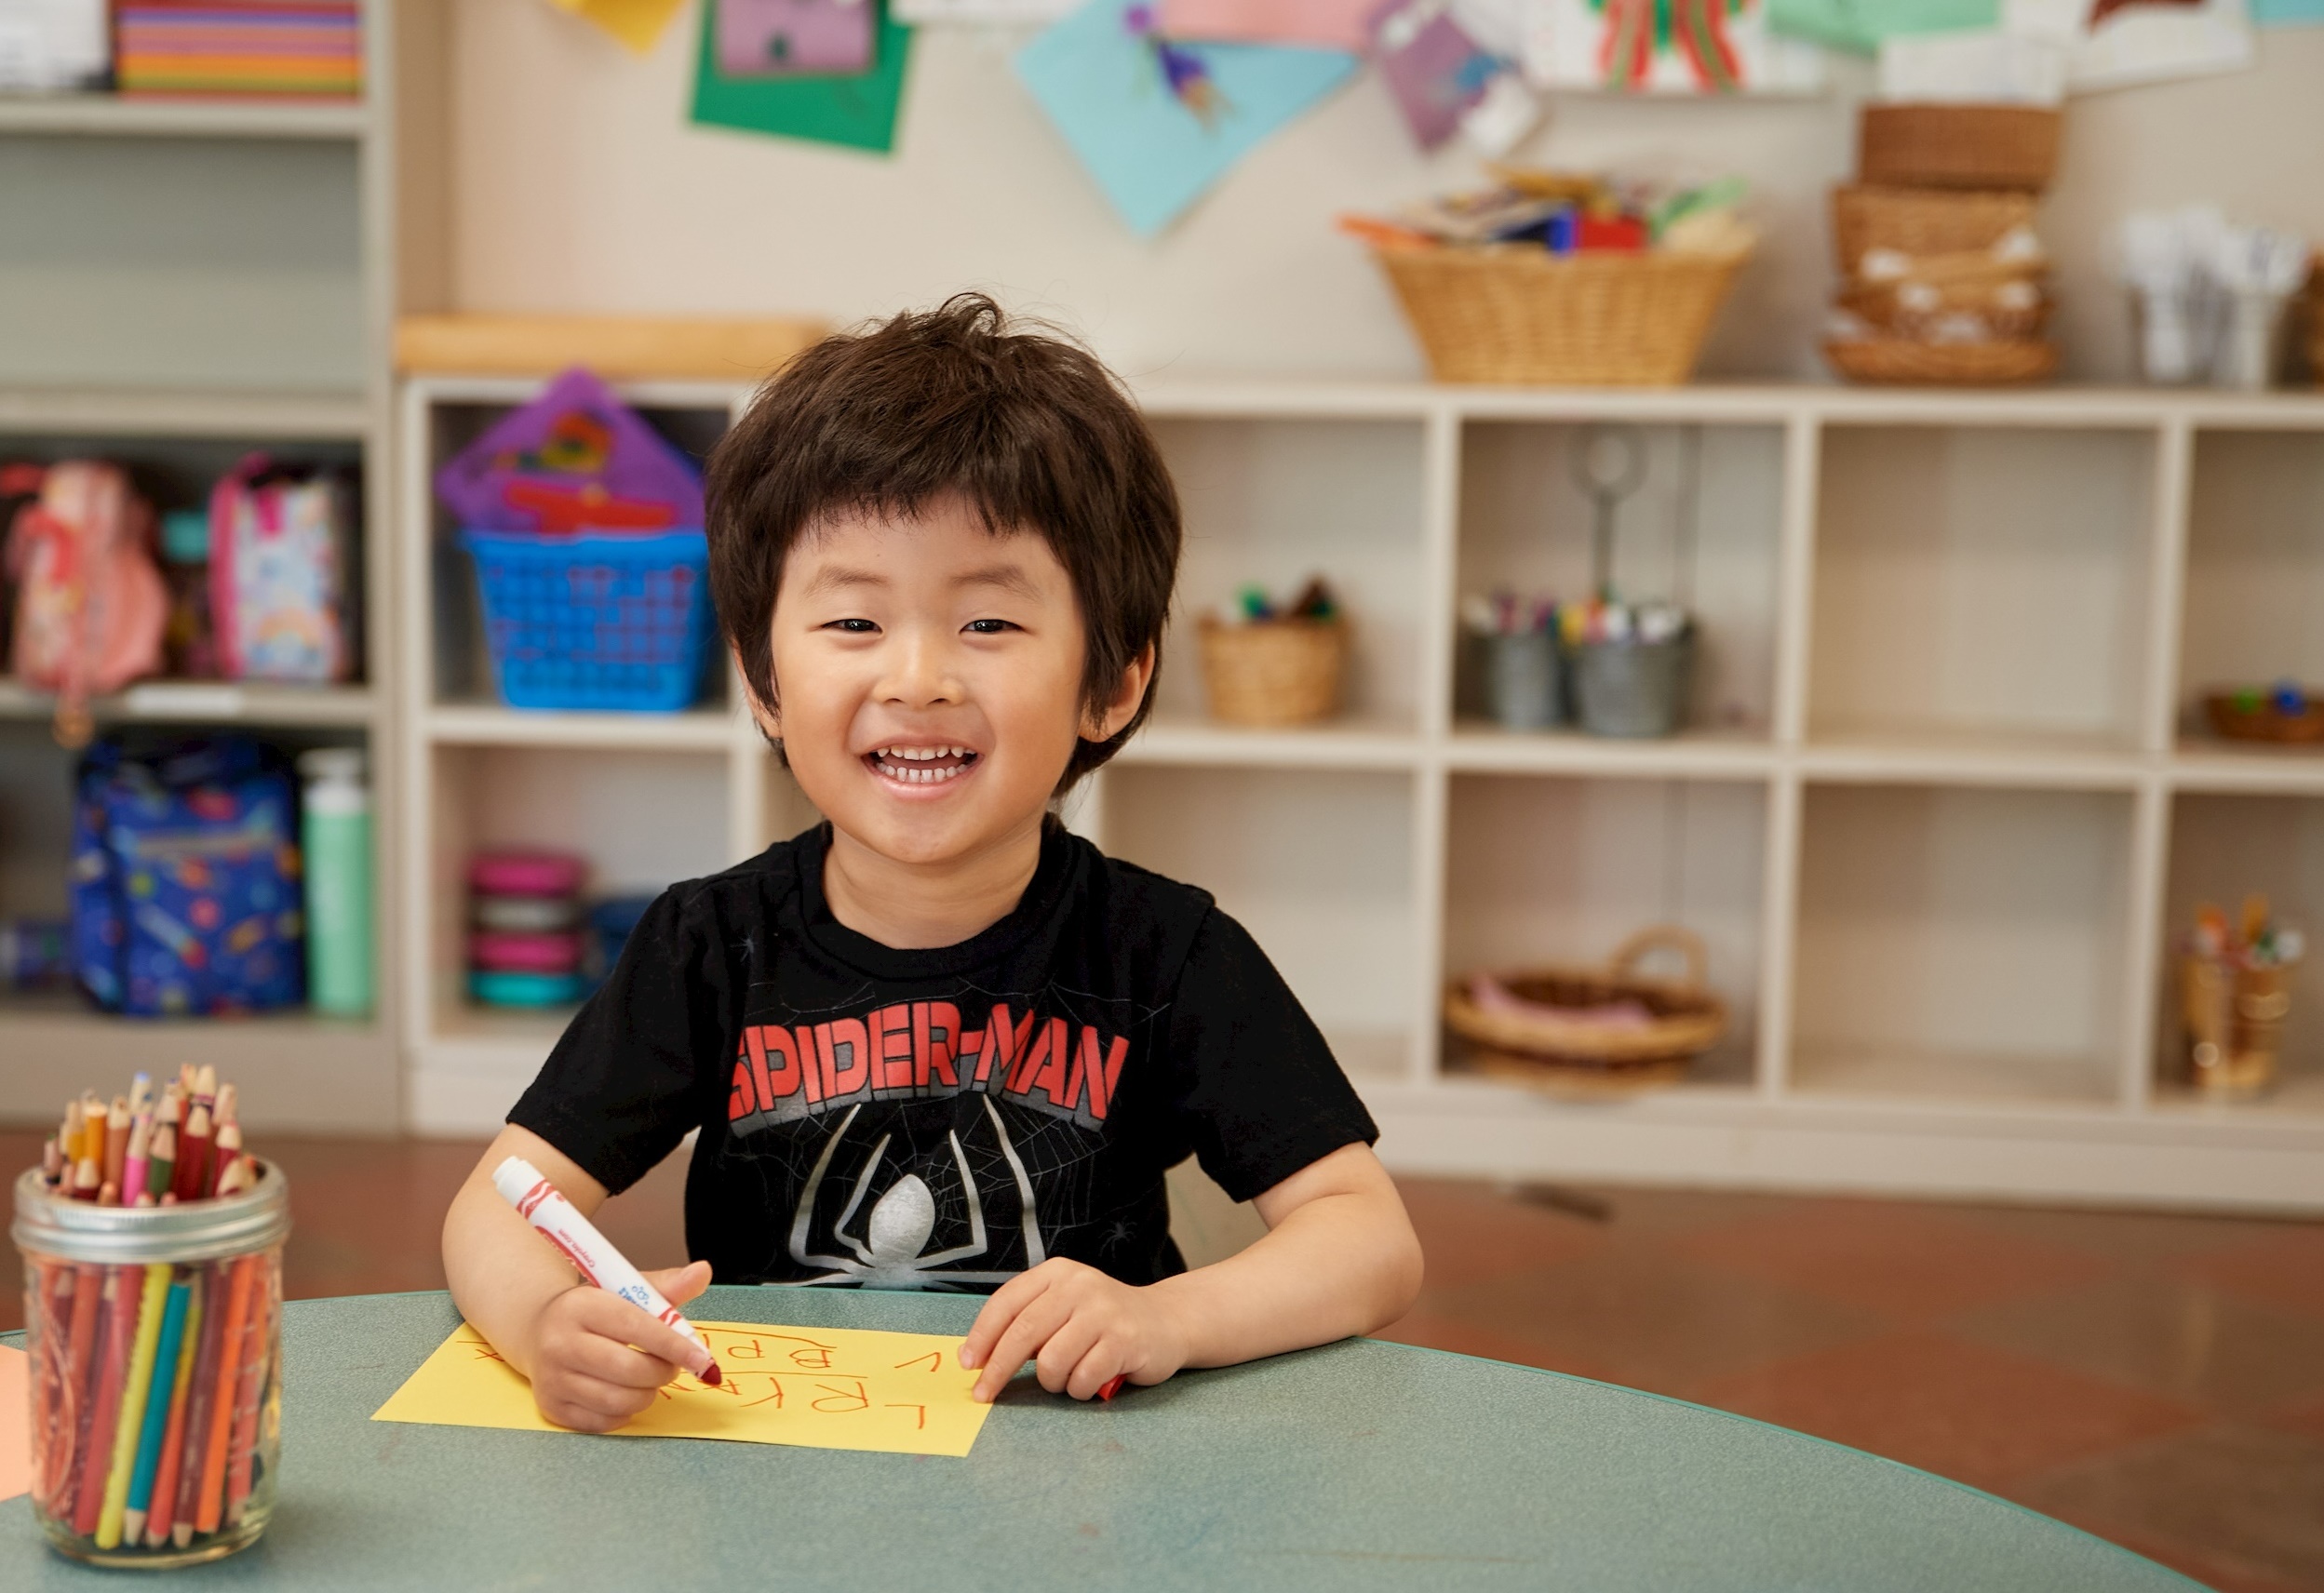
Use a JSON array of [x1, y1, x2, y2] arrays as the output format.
[[960, 1257, 1188, 1402]]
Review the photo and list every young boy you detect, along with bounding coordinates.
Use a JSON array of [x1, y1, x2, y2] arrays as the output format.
[[442, 295, 1423, 1432]]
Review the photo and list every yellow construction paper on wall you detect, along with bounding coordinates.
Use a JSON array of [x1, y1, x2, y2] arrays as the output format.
[[371, 1320, 994, 1457], [544, 0, 690, 54]]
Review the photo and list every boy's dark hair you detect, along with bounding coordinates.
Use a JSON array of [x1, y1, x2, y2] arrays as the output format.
[[705, 293, 1180, 790]]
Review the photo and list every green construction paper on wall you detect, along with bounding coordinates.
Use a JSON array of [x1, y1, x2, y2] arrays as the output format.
[[1765, 0, 1996, 52], [2252, 0, 2324, 23], [690, 0, 913, 154]]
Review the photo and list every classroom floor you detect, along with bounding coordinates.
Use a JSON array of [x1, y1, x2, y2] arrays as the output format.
[[4, 1132, 2318, 1592]]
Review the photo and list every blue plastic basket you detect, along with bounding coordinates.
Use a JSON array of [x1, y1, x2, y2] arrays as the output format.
[[462, 529, 713, 713]]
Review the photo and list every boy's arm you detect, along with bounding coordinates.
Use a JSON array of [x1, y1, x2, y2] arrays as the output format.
[[960, 1141, 1421, 1401], [443, 1123, 716, 1430]]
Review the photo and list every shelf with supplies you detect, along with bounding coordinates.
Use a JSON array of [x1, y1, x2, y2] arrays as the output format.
[[0, 0, 410, 1133], [377, 373, 2324, 1210]]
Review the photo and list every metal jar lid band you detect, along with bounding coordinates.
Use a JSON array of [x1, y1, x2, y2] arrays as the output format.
[[12, 1160, 290, 1265]]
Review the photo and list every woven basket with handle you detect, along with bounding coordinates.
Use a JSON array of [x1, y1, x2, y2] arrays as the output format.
[[1444, 926, 1726, 1095], [1824, 336, 2058, 386], [1373, 246, 1748, 386], [1858, 104, 2061, 193]]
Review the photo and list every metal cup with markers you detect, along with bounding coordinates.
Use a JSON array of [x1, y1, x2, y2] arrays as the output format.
[[15, 1159, 289, 1568]]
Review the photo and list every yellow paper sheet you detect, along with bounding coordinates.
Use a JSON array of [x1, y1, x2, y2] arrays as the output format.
[[544, 0, 688, 55], [370, 1320, 994, 1458]]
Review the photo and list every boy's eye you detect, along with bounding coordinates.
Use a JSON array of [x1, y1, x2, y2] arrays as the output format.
[[963, 619, 1016, 635], [824, 618, 879, 634]]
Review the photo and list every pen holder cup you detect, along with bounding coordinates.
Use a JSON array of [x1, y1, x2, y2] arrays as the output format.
[[14, 1161, 289, 1569], [2181, 956, 2290, 1100], [1479, 632, 1566, 730], [1573, 632, 1694, 738]]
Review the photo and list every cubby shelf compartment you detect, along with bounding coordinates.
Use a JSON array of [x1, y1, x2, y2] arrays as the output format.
[[0, 681, 378, 728]]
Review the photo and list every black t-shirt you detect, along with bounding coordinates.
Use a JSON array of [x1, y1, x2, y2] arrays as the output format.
[[510, 822, 1377, 1292]]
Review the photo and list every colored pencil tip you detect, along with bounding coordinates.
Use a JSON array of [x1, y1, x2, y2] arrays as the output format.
[[1098, 1374, 1127, 1401]]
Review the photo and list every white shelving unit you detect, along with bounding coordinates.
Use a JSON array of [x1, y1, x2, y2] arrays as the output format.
[[398, 373, 2324, 1211], [0, 0, 427, 1133]]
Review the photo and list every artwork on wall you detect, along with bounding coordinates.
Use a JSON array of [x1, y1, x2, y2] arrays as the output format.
[[1014, 0, 1358, 237], [690, 0, 916, 152], [718, 0, 880, 74], [540, 0, 690, 53], [1524, 0, 1826, 90], [2066, 0, 2255, 87]]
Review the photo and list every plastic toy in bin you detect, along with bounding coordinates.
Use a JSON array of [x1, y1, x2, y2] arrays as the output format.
[[437, 368, 714, 714]]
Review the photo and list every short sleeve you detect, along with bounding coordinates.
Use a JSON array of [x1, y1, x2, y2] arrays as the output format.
[[1165, 907, 1379, 1204], [507, 885, 731, 1196]]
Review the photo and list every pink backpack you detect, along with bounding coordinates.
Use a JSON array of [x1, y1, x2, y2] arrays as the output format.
[[5, 462, 167, 746]]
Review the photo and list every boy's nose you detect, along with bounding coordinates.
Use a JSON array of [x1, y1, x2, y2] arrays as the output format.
[[878, 633, 966, 706]]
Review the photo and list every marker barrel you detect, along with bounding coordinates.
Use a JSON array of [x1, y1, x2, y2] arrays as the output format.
[[491, 1156, 722, 1386]]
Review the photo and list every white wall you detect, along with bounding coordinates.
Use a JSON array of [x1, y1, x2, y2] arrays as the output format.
[[442, 0, 2324, 382]]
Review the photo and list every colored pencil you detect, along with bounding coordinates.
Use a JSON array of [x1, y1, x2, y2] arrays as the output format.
[[54, 1261, 105, 1513], [33, 1263, 68, 1498], [41, 1134, 61, 1185], [192, 1254, 256, 1539], [98, 1179, 119, 1208], [72, 1269, 135, 1536], [59, 1100, 81, 1167], [122, 1274, 192, 1543], [141, 1271, 205, 1547], [208, 1122, 243, 1197], [223, 1271, 273, 1527], [72, 1155, 101, 1202], [95, 1262, 173, 1548], [213, 1080, 236, 1129], [147, 1122, 177, 1206], [128, 1071, 153, 1118], [79, 1091, 105, 1161], [102, 1096, 130, 1190], [192, 1064, 217, 1119], [121, 1113, 154, 1207], [168, 1263, 231, 1549], [172, 1103, 212, 1204]]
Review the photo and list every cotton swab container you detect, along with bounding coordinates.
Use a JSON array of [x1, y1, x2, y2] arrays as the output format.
[[13, 1162, 289, 1568]]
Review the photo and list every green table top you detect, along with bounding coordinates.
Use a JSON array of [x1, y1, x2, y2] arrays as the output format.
[[5, 1286, 2194, 1591]]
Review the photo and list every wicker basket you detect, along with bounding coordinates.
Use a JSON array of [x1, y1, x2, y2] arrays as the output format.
[[1198, 616, 1346, 727], [2204, 690, 2324, 743], [1373, 245, 1748, 386], [1832, 185, 2037, 277], [1444, 926, 1727, 1096], [1824, 336, 2059, 386], [1835, 280, 2051, 341], [1859, 103, 2061, 193]]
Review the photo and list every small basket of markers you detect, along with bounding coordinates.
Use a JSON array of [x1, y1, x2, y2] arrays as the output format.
[[14, 1067, 286, 1569], [1197, 579, 1348, 729]]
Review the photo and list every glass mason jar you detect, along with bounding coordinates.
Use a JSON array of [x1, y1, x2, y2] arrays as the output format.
[[13, 1159, 289, 1568]]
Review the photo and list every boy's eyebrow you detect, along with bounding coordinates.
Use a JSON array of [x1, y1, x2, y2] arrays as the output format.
[[955, 563, 1043, 600], [799, 565, 889, 596]]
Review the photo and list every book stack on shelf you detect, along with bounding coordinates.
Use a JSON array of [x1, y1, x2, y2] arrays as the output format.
[[116, 0, 363, 99]]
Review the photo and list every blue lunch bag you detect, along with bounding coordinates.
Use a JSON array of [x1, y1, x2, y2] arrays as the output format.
[[71, 737, 306, 1016]]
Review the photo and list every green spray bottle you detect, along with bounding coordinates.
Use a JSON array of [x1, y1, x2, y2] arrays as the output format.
[[299, 746, 374, 1015]]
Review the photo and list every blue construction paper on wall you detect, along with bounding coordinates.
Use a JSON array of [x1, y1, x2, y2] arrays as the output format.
[[1014, 0, 1357, 238], [691, 0, 913, 154], [2252, 0, 2324, 23]]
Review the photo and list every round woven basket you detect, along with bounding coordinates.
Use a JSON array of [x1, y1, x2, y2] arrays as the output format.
[[1197, 616, 1346, 727], [1824, 336, 2059, 386], [1373, 245, 1748, 386], [1859, 103, 2061, 193], [1444, 926, 1726, 1096], [1831, 186, 2037, 277]]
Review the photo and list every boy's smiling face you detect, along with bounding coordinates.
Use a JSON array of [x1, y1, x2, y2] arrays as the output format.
[[757, 495, 1148, 869]]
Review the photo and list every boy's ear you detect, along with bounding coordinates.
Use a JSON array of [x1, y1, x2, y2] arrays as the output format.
[[1082, 643, 1156, 743], [733, 645, 781, 742]]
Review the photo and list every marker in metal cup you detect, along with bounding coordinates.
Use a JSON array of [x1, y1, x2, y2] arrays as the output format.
[[490, 1157, 722, 1386]]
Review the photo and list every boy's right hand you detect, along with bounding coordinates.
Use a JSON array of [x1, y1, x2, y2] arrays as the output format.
[[525, 1260, 715, 1432]]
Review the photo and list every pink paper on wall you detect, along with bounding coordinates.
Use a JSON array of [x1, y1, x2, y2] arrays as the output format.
[[0, 1345, 26, 1503], [718, 0, 877, 75], [1159, 0, 1376, 48]]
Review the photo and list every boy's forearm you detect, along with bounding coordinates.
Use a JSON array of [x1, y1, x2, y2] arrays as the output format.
[[441, 1125, 601, 1378], [1149, 1182, 1422, 1371]]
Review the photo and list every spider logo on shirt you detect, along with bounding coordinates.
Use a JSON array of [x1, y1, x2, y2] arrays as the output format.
[[782, 1095, 1045, 1290]]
